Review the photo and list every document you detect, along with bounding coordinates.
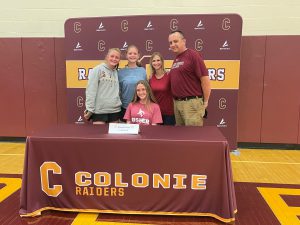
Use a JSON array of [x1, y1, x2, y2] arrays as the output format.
[[108, 123, 139, 134]]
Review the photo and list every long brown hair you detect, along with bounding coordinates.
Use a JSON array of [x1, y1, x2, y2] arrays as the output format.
[[131, 80, 157, 112], [126, 44, 142, 67], [149, 52, 166, 75]]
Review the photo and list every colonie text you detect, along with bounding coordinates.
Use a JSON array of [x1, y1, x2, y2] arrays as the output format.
[[40, 161, 207, 197]]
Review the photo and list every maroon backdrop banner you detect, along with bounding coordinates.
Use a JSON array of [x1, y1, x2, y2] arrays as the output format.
[[64, 14, 243, 150]]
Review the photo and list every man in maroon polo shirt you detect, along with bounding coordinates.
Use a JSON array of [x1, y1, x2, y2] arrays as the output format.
[[168, 30, 211, 126]]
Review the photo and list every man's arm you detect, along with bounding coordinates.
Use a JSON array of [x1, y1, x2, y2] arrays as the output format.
[[200, 76, 211, 109]]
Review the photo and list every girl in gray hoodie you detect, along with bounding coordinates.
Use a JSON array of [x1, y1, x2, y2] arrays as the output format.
[[84, 48, 122, 124]]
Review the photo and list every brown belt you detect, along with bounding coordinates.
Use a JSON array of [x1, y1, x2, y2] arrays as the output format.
[[174, 96, 202, 101]]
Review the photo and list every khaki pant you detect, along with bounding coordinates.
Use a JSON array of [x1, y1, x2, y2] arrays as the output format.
[[174, 98, 205, 126]]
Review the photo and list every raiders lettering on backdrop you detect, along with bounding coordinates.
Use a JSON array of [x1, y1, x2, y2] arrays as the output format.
[[78, 68, 93, 80], [208, 68, 225, 81]]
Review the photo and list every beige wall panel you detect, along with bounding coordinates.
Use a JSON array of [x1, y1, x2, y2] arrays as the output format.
[[1, 0, 300, 37]]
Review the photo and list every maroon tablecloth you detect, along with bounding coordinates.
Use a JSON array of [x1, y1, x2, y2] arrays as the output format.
[[20, 124, 237, 223]]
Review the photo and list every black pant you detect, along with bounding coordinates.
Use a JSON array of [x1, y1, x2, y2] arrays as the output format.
[[119, 107, 127, 122]]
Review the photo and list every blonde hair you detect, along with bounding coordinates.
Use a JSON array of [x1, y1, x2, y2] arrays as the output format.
[[126, 44, 142, 67], [132, 80, 157, 112], [149, 52, 166, 75], [105, 48, 121, 69]]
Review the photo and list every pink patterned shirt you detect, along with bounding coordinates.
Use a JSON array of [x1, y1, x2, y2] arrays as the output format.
[[124, 102, 162, 125]]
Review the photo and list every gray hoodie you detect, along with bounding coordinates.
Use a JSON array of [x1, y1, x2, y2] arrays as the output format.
[[85, 63, 121, 114]]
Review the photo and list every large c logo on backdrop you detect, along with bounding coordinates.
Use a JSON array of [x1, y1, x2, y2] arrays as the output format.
[[170, 19, 179, 31], [121, 20, 129, 32], [64, 14, 242, 150]]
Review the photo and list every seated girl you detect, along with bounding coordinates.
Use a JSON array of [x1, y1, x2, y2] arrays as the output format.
[[124, 80, 162, 125]]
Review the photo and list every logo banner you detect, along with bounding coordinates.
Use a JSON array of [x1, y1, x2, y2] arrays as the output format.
[[64, 14, 243, 150]]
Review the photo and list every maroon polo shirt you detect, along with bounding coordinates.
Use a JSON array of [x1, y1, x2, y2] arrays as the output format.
[[169, 49, 208, 99]]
